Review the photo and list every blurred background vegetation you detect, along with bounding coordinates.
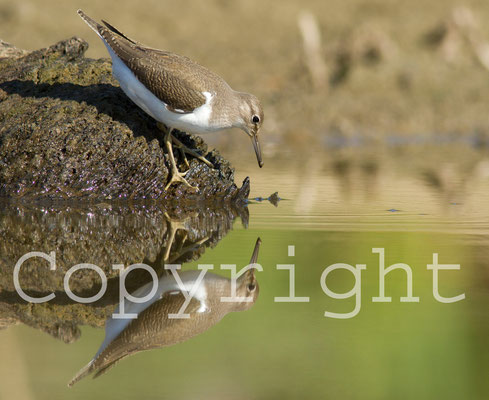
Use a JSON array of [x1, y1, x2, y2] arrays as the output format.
[[2, 0, 489, 149]]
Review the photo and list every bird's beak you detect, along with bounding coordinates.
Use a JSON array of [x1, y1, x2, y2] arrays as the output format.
[[250, 237, 262, 265], [244, 237, 262, 280], [250, 130, 264, 168]]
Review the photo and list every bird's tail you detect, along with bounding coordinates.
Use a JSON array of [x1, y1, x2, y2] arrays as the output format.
[[67, 359, 94, 388], [77, 9, 104, 38]]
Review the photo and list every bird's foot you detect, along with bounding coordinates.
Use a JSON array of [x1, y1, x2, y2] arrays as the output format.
[[164, 166, 198, 191], [159, 124, 199, 191]]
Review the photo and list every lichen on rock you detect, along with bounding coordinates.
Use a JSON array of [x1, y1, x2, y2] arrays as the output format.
[[0, 37, 249, 202]]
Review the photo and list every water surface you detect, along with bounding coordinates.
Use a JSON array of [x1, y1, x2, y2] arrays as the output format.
[[1, 146, 488, 400]]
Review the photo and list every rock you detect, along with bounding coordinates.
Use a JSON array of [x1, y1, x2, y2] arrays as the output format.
[[0, 39, 28, 59], [0, 37, 249, 202]]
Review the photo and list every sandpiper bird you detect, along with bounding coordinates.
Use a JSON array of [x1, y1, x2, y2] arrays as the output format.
[[68, 238, 261, 386], [77, 10, 264, 190]]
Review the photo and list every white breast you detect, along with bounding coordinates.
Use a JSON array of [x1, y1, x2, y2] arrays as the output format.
[[105, 44, 219, 134]]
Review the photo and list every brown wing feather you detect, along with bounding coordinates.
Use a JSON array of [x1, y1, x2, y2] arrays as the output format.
[[89, 292, 203, 379], [96, 20, 208, 112], [79, 10, 218, 112], [79, 11, 235, 113], [101, 20, 137, 44], [126, 51, 208, 113]]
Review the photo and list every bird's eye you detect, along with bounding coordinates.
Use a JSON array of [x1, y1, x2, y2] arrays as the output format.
[[248, 283, 256, 292], [252, 115, 260, 124]]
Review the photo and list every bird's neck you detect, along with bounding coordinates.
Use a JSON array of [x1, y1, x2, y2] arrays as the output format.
[[208, 89, 246, 129]]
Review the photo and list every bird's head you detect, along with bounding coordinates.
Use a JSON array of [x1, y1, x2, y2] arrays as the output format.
[[236, 93, 264, 168], [233, 265, 260, 311]]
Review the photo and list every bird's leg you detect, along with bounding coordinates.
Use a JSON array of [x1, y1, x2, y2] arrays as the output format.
[[162, 212, 190, 262], [179, 147, 190, 169], [162, 127, 198, 191], [163, 216, 179, 262], [167, 236, 209, 264], [170, 136, 213, 168], [156, 122, 213, 169]]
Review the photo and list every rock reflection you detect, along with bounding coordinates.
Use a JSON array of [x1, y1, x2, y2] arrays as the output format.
[[68, 238, 261, 386], [0, 201, 250, 342]]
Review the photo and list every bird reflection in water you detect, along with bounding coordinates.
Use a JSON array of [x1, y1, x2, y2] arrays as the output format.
[[68, 238, 262, 386]]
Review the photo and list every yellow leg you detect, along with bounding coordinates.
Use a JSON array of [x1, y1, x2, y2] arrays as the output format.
[[157, 122, 213, 169], [162, 212, 210, 263], [171, 136, 213, 168], [163, 128, 198, 191]]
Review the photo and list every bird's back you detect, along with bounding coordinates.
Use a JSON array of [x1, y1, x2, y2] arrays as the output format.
[[78, 10, 232, 113]]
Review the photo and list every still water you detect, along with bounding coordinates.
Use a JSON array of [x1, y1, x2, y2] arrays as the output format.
[[0, 146, 488, 400]]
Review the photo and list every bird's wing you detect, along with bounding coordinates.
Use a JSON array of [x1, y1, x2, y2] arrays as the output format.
[[78, 10, 209, 113], [67, 289, 203, 386], [88, 292, 203, 379], [126, 49, 210, 113]]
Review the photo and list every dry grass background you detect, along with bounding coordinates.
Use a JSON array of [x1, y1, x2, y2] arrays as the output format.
[[2, 0, 489, 155]]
